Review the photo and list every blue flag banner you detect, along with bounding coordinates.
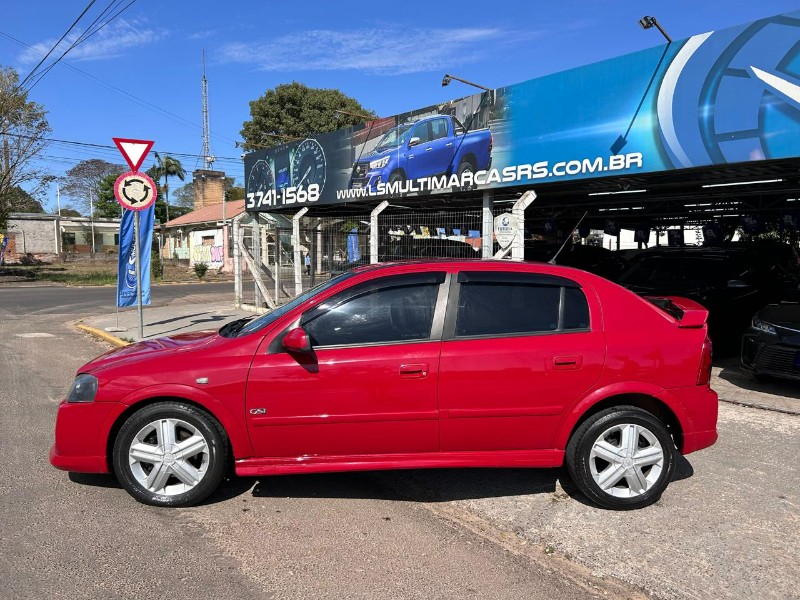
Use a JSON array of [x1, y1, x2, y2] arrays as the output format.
[[346, 227, 361, 263], [117, 205, 154, 307]]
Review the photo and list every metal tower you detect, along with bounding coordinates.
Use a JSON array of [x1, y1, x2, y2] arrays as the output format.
[[201, 49, 215, 169]]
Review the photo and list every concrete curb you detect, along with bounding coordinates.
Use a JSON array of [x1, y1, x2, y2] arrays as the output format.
[[76, 323, 129, 347]]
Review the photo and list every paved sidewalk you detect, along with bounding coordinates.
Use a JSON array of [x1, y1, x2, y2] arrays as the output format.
[[77, 296, 799, 416], [79, 292, 252, 344]]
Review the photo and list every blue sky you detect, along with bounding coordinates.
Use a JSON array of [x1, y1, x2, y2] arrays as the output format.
[[2, 0, 798, 211]]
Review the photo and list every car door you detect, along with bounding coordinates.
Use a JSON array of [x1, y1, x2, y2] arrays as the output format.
[[245, 271, 448, 458], [438, 270, 605, 452]]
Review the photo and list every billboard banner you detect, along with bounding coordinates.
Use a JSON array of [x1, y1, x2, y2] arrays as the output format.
[[116, 206, 154, 307], [244, 10, 800, 210]]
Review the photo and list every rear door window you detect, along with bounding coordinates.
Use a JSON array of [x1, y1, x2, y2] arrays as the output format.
[[453, 271, 589, 337]]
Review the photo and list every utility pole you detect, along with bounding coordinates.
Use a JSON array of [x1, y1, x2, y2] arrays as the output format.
[[89, 187, 96, 254]]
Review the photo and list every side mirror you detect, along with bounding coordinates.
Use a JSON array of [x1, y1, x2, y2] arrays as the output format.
[[283, 327, 312, 353], [408, 137, 421, 147]]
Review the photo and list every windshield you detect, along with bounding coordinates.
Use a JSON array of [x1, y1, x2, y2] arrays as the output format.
[[375, 125, 413, 151], [231, 272, 355, 337]]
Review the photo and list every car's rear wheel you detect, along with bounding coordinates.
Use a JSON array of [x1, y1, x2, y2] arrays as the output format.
[[565, 406, 676, 510], [112, 402, 228, 507]]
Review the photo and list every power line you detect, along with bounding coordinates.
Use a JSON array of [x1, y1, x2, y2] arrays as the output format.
[[0, 31, 240, 146], [18, 0, 97, 90], [26, 0, 139, 91], [5, 131, 244, 163]]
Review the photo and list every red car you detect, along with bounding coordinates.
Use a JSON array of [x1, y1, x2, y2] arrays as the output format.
[[51, 260, 718, 510]]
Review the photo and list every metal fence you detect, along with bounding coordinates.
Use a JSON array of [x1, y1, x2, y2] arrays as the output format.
[[233, 197, 533, 310]]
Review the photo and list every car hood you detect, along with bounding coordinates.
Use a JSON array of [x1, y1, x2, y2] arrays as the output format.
[[757, 302, 800, 329], [79, 330, 221, 374], [357, 147, 398, 165]]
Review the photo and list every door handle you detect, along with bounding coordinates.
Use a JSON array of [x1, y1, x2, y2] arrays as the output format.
[[446, 142, 454, 147], [425, 147, 433, 152], [400, 363, 429, 378], [553, 355, 583, 370], [409, 154, 415, 159]]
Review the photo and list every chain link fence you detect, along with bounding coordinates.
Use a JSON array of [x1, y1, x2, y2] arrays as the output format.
[[234, 202, 526, 309]]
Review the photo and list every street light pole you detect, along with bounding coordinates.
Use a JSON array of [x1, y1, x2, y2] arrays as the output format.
[[441, 74, 492, 92], [639, 16, 672, 43]]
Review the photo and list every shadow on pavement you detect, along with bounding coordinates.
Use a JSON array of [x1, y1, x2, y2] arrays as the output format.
[[716, 363, 800, 400], [67, 458, 696, 508], [69, 472, 121, 489]]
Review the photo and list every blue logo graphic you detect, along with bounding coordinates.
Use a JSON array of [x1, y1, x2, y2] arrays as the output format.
[[126, 245, 137, 289], [658, 14, 800, 167]]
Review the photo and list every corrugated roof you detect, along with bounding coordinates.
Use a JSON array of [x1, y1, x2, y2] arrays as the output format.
[[164, 199, 247, 227]]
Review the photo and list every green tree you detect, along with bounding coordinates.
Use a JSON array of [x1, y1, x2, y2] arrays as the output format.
[[240, 82, 376, 151], [173, 181, 195, 208], [0, 66, 52, 229], [60, 159, 124, 215], [146, 152, 185, 223], [95, 172, 124, 218], [5, 185, 44, 213]]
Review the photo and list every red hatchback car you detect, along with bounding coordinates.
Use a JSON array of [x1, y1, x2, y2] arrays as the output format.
[[51, 260, 718, 510]]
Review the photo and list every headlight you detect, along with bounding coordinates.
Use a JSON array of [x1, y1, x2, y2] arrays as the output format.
[[751, 317, 777, 335], [67, 374, 99, 403], [369, 156, 390, 170]]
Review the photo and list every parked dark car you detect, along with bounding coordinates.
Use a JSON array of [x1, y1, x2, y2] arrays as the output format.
[[330, 237, 479, 274], [616, 244, 800, 353], [742, 301, 800, 381], [525, 242, 630, 281]]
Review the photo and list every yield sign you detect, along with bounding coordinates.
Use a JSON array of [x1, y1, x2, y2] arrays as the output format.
[[112, 137, 154, 172]]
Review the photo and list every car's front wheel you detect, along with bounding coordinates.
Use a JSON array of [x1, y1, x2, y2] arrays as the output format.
[[112, 402, 228, 507], [565, 406, 676, 510]]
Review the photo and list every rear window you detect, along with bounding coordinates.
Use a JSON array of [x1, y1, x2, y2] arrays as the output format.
[[455, 278, 590, 337]]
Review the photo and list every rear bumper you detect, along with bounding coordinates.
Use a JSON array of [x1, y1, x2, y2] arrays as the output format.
[[49, 400, 126, 474], [682, 429, 718, 454], [661, 385, 719, 454]]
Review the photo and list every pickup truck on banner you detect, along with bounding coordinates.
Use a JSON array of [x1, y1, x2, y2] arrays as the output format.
[[349, 114, 492, 194]]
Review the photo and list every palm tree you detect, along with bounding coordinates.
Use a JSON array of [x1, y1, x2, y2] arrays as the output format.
[[148, 152, 185, 223]]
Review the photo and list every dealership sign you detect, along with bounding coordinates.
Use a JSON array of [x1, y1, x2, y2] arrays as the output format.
[[245, 10, 800, 211], [494, 213, 519, 249]]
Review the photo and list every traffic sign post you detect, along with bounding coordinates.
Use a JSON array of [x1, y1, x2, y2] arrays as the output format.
[[112, 139, 156, 340]]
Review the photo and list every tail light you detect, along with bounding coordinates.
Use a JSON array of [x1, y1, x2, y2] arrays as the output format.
[[697, 336, 713, 386]]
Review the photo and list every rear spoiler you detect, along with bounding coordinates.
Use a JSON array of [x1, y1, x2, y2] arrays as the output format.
[[645, 296, 709, 328]]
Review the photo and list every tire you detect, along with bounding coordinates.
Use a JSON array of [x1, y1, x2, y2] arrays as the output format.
[[565, 406, 676, 510], [112, 402, 229, 507], [457, 159, 476, 190], [387, 171, 405, 198]]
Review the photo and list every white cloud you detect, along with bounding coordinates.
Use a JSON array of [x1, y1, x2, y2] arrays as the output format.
[[218, 27, 535, 74], [187, 30, 215, 41], [16, 19, 166, 65]]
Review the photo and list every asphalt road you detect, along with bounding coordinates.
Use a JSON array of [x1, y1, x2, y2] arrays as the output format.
[[0, 281, 235, 317], [0, 299, 619, 599]]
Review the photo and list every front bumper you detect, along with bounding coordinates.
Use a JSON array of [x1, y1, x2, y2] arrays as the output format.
[[49, 399, 127, 473], [741, 334, 800, 381]]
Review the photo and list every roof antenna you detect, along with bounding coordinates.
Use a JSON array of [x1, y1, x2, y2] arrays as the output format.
[[549, 211, 589, 265]]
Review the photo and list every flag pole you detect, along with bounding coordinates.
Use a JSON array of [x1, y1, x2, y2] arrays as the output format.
[[134, 210, 144, 339]]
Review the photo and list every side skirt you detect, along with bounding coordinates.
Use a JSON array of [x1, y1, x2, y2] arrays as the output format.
[[235, 449, 564, 477]]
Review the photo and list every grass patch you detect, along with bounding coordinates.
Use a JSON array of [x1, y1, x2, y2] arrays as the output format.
[[35, 271, 118, 285]]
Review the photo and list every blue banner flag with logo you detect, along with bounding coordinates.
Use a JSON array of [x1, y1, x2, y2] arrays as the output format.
[[346, 227, 361, 263], [117, 206, 154, 307]]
